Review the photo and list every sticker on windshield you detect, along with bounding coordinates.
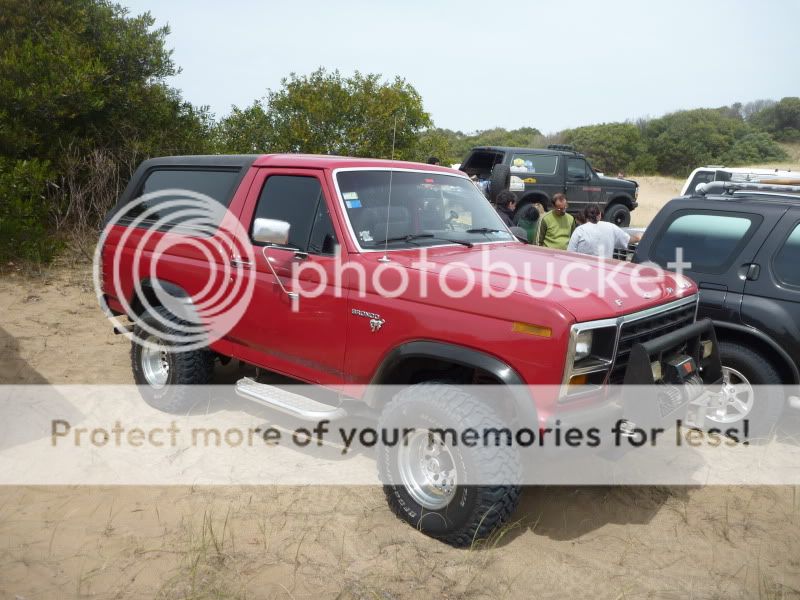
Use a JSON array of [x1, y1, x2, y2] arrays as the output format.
[[345, 199, 362, 208], [359, 230, 373, 242], [510, 176, 525, 192], [343, 192, 359, 200]]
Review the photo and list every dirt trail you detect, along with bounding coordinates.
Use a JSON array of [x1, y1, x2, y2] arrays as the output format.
[[1, 265, 799, 599]]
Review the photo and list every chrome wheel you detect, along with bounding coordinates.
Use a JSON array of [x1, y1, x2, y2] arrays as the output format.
[[708, 366, 755, 424], [397, 430, 458, 510], [140, 335, 170, 388]]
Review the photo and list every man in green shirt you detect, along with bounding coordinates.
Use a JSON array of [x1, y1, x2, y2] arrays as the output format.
[[536, 193, 575, 249]]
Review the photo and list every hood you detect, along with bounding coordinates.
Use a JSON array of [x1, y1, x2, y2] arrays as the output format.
[[598, 175, 637, 189], [376, 243, 696, 323]]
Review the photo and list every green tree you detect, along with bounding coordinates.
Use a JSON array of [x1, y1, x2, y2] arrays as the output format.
[[563, 122, 652, 174], [0, 0, 212, 160], [216, 69, 431, 160], [642, 108, 786, 176], [749, 97, 800, 142], [0, 0, 213, 261]]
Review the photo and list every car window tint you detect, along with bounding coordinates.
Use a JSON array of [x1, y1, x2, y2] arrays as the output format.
[[774, 222, 800, 287], [509, 153, 558, 175], [124, 168, 240, 227], [307, 200, 338, 255], [652, 212, 761, 274], [567, 158, 587, 179], [685, 170, 715, 194], [252, 176, 322, 250], [463, 151, 504, 173]]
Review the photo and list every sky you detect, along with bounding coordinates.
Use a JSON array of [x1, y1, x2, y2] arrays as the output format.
[[121, 0, 800, 134]]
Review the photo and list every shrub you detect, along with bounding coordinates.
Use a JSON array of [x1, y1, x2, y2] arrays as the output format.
[[0, 159, 59, 263]]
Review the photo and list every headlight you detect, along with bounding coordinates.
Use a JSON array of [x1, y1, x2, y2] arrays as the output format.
[[575, 331, 593, 361]]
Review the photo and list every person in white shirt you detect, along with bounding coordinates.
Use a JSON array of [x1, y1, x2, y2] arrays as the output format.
[[567, 204, 641, 258]]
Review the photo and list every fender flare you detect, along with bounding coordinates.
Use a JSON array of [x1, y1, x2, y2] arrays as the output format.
[[712, 320, 800, 385], [366, 340, 538, 425]]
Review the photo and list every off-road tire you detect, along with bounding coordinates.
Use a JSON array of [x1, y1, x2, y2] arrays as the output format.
[[489, 164, 511, 202], [377, 383, 522, 547], [717, 341, 784, 439], [131, 306, 215, 413], [604, 203, 631, 227]]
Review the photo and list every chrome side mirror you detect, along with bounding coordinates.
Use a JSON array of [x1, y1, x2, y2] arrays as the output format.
[[253, 218, 290, 246]]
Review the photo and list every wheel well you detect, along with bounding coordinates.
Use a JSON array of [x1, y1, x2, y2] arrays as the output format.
[[715, 326, 799, 385], [129, 279, 190, 316], [607, 196, 632, 209], [371, 356, 523, 425], [129, 285, 159, 316]]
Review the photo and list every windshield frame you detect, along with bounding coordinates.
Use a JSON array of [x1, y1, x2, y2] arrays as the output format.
[[330, 167, 517, 253]]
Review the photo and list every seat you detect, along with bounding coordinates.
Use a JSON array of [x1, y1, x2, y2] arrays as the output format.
[[354, 206, 410, 245]]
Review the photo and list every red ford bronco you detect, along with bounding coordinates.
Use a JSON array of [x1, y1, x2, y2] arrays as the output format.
[[98, 154, 721, 546]]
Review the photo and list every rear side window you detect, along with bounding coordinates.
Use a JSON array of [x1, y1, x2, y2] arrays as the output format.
[[774, 222, 800, 288], [683, 170, 715, 195], [123, 168, 240, 227], [509, 153, 558, 175], [462, 151, 503, 175], [252, 175, 331, 252], [651, 211, 762, 274]]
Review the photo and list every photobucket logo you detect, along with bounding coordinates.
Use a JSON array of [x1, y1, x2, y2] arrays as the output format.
[[93, 189, 256, 352], [288, 246, 694, 309]]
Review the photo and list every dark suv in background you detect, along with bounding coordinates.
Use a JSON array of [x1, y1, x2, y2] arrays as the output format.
[[633, 182, 800, 434], [459, 145, 639, 226]]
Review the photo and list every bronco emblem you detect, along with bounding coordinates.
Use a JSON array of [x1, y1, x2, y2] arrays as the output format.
[[352, 308, 385, 332]]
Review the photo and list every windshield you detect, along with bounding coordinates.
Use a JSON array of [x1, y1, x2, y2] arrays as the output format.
[[336, 170, 515, 249]]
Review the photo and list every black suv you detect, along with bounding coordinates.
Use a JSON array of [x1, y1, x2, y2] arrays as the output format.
[[633, 182, 800, 434], [459, 144, 639, 226]]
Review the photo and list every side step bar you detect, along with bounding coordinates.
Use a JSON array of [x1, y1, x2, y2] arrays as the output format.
[[235, 377, 348, 421]]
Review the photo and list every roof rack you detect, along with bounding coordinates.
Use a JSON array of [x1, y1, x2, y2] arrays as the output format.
[[546, 144, 577, 153], [695, 181, 800, 196]]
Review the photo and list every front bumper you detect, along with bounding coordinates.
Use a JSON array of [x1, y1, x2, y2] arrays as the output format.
[[548, 318, 722, 434]]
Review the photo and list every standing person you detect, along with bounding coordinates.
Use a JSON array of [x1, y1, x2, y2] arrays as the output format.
[[493, 191, 517, 227], [567, 204, 641, 258], [427, 156, 440, 166], [514, 203, 541, 243], [536, 193, 575, 249]]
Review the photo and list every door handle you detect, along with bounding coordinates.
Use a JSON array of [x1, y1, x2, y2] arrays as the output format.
[[230, 257, 253, 269], [738, 263, 760, 281]]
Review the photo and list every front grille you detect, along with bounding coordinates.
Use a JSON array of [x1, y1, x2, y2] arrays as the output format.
[[608, 302, 696, 384]]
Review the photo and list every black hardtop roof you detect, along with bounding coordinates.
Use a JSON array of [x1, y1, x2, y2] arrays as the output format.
[[138, 155, 259, 169], [471, 145, 584, 157]]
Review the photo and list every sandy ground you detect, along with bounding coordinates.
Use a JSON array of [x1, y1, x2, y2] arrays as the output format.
[[1, 263, 800, 599], [630, 176, 684, 227]]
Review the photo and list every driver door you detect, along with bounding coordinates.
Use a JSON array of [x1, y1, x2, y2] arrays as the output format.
[[565, 157, 593, 213], [229, 169, 348, 384]]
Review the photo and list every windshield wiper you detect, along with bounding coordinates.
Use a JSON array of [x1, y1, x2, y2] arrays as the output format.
[[466, 228, 503, 234], [372, 233, 473, 248]]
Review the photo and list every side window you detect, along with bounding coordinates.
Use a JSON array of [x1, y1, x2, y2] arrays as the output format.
[[567, 158, 588, 180], [124, 168, 240, 226], [252, 175, 323, 250], [774, 222, 800, 288], [509, 153, 558, 175], [651, 211, 762, 274], [307, 201, 338, 255], [685, 170, 715, 194]]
